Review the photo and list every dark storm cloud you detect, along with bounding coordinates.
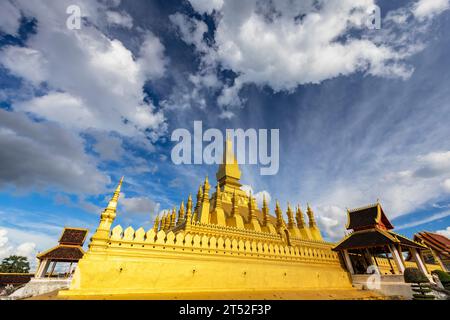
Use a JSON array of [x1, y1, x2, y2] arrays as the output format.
[[0, 109, 110, 194]]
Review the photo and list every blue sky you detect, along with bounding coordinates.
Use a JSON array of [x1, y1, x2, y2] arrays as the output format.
[[0, 0, 450, 267]]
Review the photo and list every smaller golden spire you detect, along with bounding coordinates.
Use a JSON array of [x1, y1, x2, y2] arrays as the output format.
[[195, 185, 203, 215], [296, 204, 306, 228], [103, 177, 124, 217], [262, 194, 269, 226], [164, 211, 171, 230], [160, 213, 166, 231], [214, 185, 222, 209], [275, 200, 284, 228], [178, 201, 185, 225], [247, 192, 256, 221], [159, 214, 164, 230], [231, 189, 239, 217], [286, 203, 295, 228], [153, 215, 160, 232], [186, 194, 193, 223], [307, 203, 317, 228], [202, 176, 210, 203], [170, 207, 176, 229]]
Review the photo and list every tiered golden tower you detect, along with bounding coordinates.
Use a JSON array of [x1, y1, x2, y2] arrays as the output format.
[[151, 137, 324, 245], [61, 139, 351, 297]]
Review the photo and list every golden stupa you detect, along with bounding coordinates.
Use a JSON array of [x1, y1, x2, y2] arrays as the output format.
[[60, 139, 353, 297]]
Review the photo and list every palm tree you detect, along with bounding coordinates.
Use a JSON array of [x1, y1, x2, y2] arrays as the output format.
[[0, 255, 30, 273]]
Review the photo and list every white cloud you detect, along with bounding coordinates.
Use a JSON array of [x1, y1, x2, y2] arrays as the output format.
[[396, 211, 450, 230], [189, 0, 224, 14], [0, 109, 110, 194], [120, 193, 161, 216], [172, 0, 450, 114], [138, 32, 168, 80], [91, 131, 125, 161], [436, 226, 450, 238], [179, 0, 424, 109], [315, 205, 347, 241], [0, 229, 38, 264], [0, 0, 22, 35], [0, 1, 168, 138], [443, 179, 450, 193], [413, 0, 450, 19], [0, 46, 49, 86], [0, 0, 169, 197], [15, 242, 37, 259], [106, 10, 133, 29], [241, 185, 271, 208]]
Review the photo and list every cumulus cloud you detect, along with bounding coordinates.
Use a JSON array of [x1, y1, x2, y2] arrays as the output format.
[[315, 205, 348, 241], [120, 193, 160, 216], [172, 0, 449, 113], [189, 0, 224, 14], [0, 109, 109, 194], [0, 46, 49, 86], [241, 185, 271, 208], [106, 10, 133, 29], [91, 131, 125, 161], [0, 0, 22, 35], [413, 0, 450, 19], [443, 179, 450, 193], [0, 0, 168, 137], [0, 0, 169, 197], [436, 226, 450, 238], [0, 228, 37, 262]]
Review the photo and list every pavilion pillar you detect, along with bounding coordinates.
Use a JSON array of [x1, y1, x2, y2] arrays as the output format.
[[430, 248, 447, 271], [342, 250, 355, 275], [364, 249, 375, 265], [48, 261, 57, 278], [411, 248, 429, 276], [36, 259, 51, 278], [389, 245, 405, 274], [384, 247, 396, 274]]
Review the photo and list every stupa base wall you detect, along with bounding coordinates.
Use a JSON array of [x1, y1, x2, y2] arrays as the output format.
[[60, 249, 352, 297]]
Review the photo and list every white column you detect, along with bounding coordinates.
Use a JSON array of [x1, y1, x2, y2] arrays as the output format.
[[343, 250, 355, 275], [48, 261, 57, 277], [36, 259, 50, 278], [389, 245, 405, 274], [411, 248, 429, 276], [431, 249, 447, 271]]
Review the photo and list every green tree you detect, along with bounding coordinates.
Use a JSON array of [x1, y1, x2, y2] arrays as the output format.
[[0, 255, 30, 273], [404, 267, 435, 300]]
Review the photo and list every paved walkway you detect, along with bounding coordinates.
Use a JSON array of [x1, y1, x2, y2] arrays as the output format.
[[29, 288, 392, 300]]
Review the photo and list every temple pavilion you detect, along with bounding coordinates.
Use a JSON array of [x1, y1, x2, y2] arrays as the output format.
[[333, 202, 430, 276], [413, 231, 450, 271], [35, 228, 88, 278]]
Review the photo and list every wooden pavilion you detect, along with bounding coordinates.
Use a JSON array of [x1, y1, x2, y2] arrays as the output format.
[[35, 228, 88, 279], [333, 202, 429, 276], [414, 231, 450, 271]]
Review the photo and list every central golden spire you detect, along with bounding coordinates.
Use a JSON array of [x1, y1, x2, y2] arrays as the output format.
[[216, 136, 242, 189]]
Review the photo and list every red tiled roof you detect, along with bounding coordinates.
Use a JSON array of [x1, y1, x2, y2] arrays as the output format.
[[0, 273, 33, 286], [414, 232, 450, 257], [346, 204, 394, 231], [333, 228, 425, 251], [37, 245, 85, 262], [59, 228, 88, 245]]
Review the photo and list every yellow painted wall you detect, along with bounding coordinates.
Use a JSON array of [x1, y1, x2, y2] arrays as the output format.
[[60, 229, 352, 297]]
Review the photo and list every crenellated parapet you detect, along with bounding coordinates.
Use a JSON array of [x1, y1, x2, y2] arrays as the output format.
[[106, 224, 340, 265]]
